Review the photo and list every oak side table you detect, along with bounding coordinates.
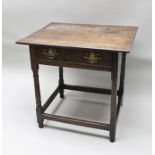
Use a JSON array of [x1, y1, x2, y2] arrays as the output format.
[[16, 22, 138, 142]]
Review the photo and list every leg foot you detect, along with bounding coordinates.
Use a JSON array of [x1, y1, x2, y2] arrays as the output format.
[[38, 122, 44, 128], [60, 89, 64, 98], [110, 127, 116, 142], [110, 136, 115, 142], [60, 93, 64, 98]]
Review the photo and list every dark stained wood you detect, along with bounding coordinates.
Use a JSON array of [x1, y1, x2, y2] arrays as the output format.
[[16, 22, 138, 52], [29, 46, 44, 128], [33, 45, 112, 71], [59, 67, 64, 98], [64, 84, 118, 95], [16, 22, 138, 142], [110, 53, 118, 142], [42, 113, 110, 130], [42, 86, 59, 112]]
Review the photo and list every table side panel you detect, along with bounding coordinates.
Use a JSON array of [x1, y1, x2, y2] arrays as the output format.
[[31, 45, 112, 71]]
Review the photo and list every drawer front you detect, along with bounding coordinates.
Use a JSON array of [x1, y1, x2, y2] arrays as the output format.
[[33, 46, 112, 71]]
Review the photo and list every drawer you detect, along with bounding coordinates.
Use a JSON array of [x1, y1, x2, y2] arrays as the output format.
[[32, 46, 112, 71]]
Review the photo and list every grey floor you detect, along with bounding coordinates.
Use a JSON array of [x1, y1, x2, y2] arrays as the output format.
[[3, 45, 152, 155]]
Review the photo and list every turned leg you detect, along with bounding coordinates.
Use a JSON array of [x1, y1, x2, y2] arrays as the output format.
[[30, 46, 44, 128], [110, 53, 118, 142], [59, 66, 64, 98], [118, 53, 126, 107]]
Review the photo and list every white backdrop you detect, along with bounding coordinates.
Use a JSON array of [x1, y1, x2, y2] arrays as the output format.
[[3, 1, 152, 155], [3, 0, 151, 60]]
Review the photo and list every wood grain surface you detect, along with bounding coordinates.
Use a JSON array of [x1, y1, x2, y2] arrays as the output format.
[[16, 22, 138, 52]]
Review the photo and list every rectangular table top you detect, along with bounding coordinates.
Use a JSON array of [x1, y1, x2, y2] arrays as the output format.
[[16, 22, 138, 53]]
